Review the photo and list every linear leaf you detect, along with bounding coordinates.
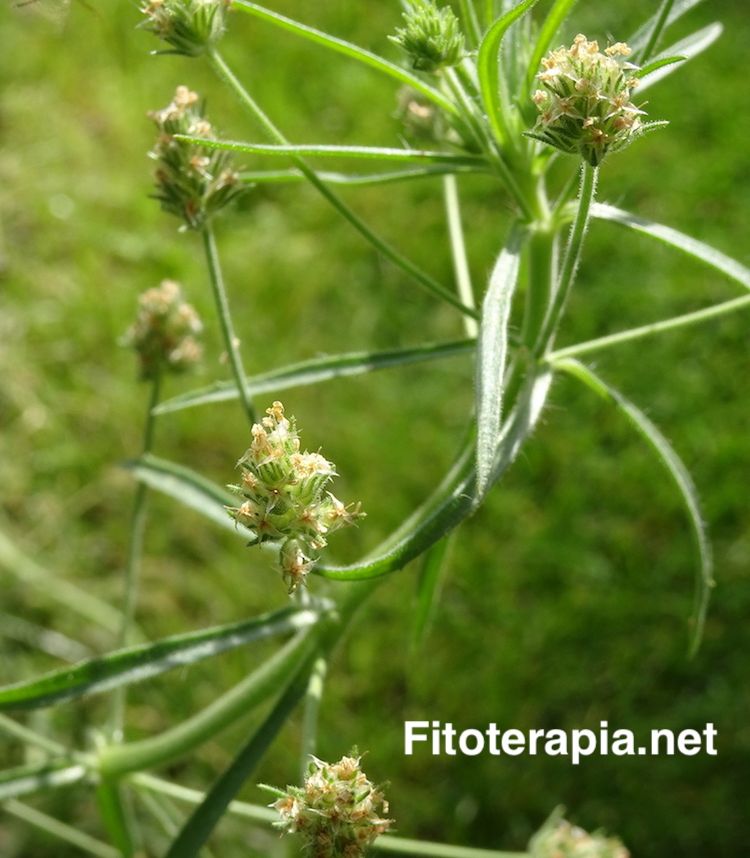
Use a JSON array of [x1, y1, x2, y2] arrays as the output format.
[[475, 226, 525, 501], [0, 606, 322, 711], [412, 535, 452, 650], [477, 0, 541, 145], [0, 762, 87, 802], [175, 137, 486, 167], [239, 165, 485, 186], [634, 55, 685, 78], [629, 0, 704, 55], [163, 660, 311, 858], [317, 370, 553, 581], [556, 359, 713, 655], [155, 339, 475, 416], [231, 0, 458, 117], [124, 454, 250, 538], [591, 203, 750, 290], [524, 0, 579, 94], [637, 23, 722, 91]]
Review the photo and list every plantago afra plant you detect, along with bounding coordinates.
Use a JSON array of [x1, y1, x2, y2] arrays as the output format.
[[2, 0, 745, 856]]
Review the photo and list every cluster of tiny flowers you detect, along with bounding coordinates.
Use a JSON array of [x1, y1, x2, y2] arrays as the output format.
[[227, 402, 364, 593], [390, 0, 465, 73], [270, 753, 392, 858], [124, 280, 203, 380], [149, 86, 243, 230], [529, 811, 630, 858], [140, 0, 231, 57], [531, 35, 648, 166]]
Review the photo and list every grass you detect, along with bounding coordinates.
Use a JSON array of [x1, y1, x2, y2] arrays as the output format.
[[0, 1, 749, 855]]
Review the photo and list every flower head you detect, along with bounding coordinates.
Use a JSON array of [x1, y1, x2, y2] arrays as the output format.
[[140, 0, 231, 57], [227, 402, 364, 592], [530, 809, 630, 858], [270, 752, 392, 857], [390, 1, 465, 73], [149, 86, 244, 230], [124, 280, 203, 380], [530, 35, 660, 166]]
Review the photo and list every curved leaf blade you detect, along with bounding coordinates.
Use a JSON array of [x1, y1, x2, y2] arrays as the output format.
[[591, 203, 750, 290], [556, 359, 713, 655], [155, 339, 475, 416], [412, 535, 453, 650], [477, 0, 541, 145], [637, 23, 722, 91], [231, 0, 458, 117], [629, 0, 704, 55], [475, 225, 525, 501], [0, 606, 322, 711]]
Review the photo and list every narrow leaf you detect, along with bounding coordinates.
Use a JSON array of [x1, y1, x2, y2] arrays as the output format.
[[591, 203, 750, 290], [163, 661, 312, 858], [412, 535, 453, 650], [629, 0, 704, 55], [637, 23, 722, 92], [0, 606, 322, 711], [174, 137, 486, 168], [0, 762, 87, 802], [231, 0, 458, 117], [556, 359, 713, 655], [155, 339, 475, 416], [524, 0, 579, 94], [475, 225, 525, 501], [125, 454, 251, 538], [96, 782, 135, 858], [634, 55, 685, 78], [477, 0, 541, 145], [239, 165, 485, 187]]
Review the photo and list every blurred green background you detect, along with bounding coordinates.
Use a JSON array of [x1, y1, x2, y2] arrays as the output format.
[[1, 1, 748, 856]]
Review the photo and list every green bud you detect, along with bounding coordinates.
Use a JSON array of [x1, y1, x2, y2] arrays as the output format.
[[140, 0, 231, 57], [124, 280, 203, 380], [149, 86, 244, 230], [529, 809, 630, 858], [269, 752, 392, 858], [529, 35, 663, 166], [227, 402, 365, 593], [390, 1, 465, 73]]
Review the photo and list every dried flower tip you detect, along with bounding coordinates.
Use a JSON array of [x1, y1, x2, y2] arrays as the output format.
[[530, 35, 659, 166], [270, 752, 392, 858], [149, 85, 244, 230], [530, 809, 630, 858], [390, 1, 465, 73], [124, 280, 203, 380], [140, 0, 231, 57], [227, 401, 365, 594]]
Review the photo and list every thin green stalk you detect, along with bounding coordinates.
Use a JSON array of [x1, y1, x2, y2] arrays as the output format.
[[207, 49, 478, 320], [640, 0, 676, 62], [522, 214, 557, 350], [299, 655, 327, 781], [111, 372, 161, 741], [484, 0, 496, 28], [459, 0, 482, 46], [534, 161, 598, 356], [0, 714, 66, 756], [3, 800, 120, 858], [96, 780, 136, 858], [202, 225, 256, 425], [443, 175, 478, 337], [548, 293, 750, 361]]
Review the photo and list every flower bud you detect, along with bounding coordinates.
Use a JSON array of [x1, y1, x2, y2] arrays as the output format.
[[270, 752, 392, 858], [124, 280, 203, 380], [227, 401, 365, 593], [530, 809, 630, 858], [140, 0, 231, 57], [149, 86, 244, 230], [530, 35, 658, 166], [390, 1, 465, 73]]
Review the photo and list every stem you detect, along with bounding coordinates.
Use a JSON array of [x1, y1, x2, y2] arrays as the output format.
[[443, 175, 478, 337], [111, 373, 161, 741], [549, 293, 750, 361], [208, 49, 478, 320], [0, 714, 66, 756], [201, 225, 256, 426], [640, 0, 676, 63], [534, 161, 598, 356], [521, 226, 557, 350], [299, 655, 327, 781], [3, 800, 120, 858]]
